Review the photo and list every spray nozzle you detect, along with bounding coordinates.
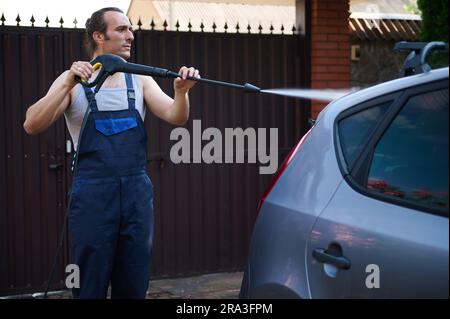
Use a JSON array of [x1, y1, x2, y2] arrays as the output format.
[[243, 83, 261, 93]]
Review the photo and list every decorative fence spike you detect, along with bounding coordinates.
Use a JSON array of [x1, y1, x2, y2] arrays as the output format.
[[0, 14, 298, 35], [150, 18, 155, 30]]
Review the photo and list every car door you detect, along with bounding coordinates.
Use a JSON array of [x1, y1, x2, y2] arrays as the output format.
[[307, 82, 449, 298]]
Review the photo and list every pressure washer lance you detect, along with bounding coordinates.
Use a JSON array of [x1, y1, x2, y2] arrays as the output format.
[[76, 54, 350, 101], [76, 53, 261, 93]]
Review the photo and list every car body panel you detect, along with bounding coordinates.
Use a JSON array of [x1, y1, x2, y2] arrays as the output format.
[[241, 67, 449, 299], [244, 111, 344, 298], [308, 180, 449, 298]]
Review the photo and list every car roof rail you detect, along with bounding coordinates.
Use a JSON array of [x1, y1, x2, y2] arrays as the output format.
[[394, 41, 449, 77]]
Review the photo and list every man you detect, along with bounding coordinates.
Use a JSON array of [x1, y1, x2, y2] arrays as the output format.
[[23, 7, 200, 299]]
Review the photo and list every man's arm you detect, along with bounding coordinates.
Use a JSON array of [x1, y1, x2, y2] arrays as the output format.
[[23, 61, 94, 135], [140, 66, 199, 126]]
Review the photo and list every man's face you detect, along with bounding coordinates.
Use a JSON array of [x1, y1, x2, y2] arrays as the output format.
[[97, 11, 134, 59]]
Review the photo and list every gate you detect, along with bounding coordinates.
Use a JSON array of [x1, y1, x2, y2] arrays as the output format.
[[0, 25, 310, 296]]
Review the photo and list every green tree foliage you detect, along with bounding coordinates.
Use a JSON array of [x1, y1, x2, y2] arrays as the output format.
[[404, 0, 421, 15], [417, 0, 448, 68], [418, 0, 448, 42]]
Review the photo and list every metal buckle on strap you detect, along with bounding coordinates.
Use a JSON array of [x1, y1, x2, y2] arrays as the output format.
[[127, 90, 135, 100]]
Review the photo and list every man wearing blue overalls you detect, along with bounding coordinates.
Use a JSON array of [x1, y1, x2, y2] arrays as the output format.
[[23, 7, 200, 298]]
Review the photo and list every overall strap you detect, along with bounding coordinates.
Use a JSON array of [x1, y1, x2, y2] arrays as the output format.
[[125, 73, 136, 110], [82, 86, 99, 112], [73, 85, 98, 171]]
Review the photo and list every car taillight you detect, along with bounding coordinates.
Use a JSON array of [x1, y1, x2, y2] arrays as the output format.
[[257, 127, 313, 214]]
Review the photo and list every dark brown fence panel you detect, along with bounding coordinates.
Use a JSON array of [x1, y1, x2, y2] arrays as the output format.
[[133, 30, 310, 278], [0, 26, 310, 295], [0, 27, 70, 296]]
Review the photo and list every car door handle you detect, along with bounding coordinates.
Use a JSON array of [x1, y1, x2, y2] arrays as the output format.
[[312, 248, 351, 270]]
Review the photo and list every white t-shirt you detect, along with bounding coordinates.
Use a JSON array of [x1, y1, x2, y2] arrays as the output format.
[[64, 74, 146, 150]]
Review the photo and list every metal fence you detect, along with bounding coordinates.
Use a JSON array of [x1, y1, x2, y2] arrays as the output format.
[[0, 24, 310, 296], [0, 13, 299, 34]]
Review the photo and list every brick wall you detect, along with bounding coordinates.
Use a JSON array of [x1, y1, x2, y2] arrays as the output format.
[[311, 0, 350, 119]]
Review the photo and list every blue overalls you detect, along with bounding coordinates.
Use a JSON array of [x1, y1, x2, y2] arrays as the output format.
[[68, 73, 154, 299]]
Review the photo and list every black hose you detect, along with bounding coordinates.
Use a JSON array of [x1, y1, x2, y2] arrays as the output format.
[[43, 97, 92, 299]]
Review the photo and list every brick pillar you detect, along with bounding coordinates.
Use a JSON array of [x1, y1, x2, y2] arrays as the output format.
[[311, 0, 350, 119]]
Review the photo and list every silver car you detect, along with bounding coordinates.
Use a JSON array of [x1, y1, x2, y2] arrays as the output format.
[[240, 53, 449, 298]]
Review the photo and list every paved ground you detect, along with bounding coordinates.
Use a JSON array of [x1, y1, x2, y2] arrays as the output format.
[[147, 271, 243, 299], [2, 271, 244, 299]]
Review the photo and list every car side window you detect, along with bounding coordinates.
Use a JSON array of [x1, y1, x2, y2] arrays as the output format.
[[338, 102, 391, 169], [367, 88, 449, 214]]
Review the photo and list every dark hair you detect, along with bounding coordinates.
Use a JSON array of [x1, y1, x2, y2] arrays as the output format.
[[84, 7, 124, 57]]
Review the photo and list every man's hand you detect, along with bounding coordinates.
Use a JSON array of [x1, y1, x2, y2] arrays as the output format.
[[174, 66, 200, 94], [64, 61, 95, 88]]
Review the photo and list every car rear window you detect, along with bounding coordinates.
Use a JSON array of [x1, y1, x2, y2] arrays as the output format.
[[338, 102, 391, 169], [367, 88, 449, 213]]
